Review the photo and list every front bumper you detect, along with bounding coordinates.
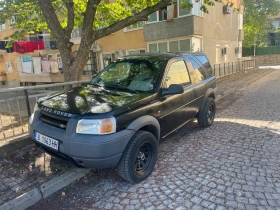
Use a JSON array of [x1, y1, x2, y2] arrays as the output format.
[[29, 110, 135, 168]]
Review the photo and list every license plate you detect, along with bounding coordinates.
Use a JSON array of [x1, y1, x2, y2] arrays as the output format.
[[34, 131, 59, 151]]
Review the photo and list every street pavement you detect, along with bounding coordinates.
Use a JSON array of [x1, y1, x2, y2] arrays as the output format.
[[29, 70, 280, 210]]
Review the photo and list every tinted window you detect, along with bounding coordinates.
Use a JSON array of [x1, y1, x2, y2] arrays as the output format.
[[90, 59, 167, 92], [166, 61, 191, 87], [195, 55, 213, 77], [189, 58, 206, 82]]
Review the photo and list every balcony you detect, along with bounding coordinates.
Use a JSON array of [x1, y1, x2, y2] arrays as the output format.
[[19, 73, 52, 83], [144, 15, 204, 42]]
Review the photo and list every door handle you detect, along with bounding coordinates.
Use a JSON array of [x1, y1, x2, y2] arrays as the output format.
[[192, 89, 197, 93]]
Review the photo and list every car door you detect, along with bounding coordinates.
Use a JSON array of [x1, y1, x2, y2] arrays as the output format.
[[159, 59, 197, 138], [183, 55, 208, 112]]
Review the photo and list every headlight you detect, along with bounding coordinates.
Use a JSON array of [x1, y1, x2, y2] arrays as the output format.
[[76, 118, 116, 135]]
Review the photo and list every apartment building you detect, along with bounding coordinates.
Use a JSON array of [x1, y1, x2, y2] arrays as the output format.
[[0, 0, 243, 88]]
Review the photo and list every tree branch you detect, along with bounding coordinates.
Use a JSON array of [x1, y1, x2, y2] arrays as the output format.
[[94, 0, 173, 40], [62, 0, 74, 37], [81, 0, 101, 40], [37, 0, 66, 44]]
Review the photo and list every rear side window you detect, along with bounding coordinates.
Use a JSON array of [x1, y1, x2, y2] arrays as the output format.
[[195, 55, 213, 78], [189, 58, 206, 82], [166, 60, 191, 87]]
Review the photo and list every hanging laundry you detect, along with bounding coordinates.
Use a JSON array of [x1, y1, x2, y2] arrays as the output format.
[[13, 42, 28, 54], [50, 41, 58, 49], [13, 41, 44, 53], [32, 57, 42, 74], [0, 41, 6, 50], [21, 56, 32, 73], [5, 62, 13, 73], [27, 42, 44, 52], [50, 58, 59, 73], [0, 41, 13, 53], [57, 57, 63, 69], [42, 58, 51, 73]]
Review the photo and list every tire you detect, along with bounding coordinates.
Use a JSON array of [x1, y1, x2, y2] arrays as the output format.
[[197, 97, 216, 128], [117, 130, 158, 184]]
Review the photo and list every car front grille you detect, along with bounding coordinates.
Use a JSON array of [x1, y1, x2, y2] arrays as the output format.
[[40, 111, 69, 130]]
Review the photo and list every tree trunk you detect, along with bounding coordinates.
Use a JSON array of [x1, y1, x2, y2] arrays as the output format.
[[59, 39, 93, 82]]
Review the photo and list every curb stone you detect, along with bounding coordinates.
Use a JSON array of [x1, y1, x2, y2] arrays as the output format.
[[40, 168, 91, 199], [0, 68, 274, 210], [0, 189, 41, 210], [0, 168, 91, 210]]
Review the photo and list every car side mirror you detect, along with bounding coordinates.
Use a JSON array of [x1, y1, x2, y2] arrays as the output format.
[[161, 84, 184, 96]]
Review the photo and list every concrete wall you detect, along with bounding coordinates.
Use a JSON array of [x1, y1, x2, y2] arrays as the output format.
[[0, 21, 17, 41], [95, 28, 147, 70], [96, 29, 146, 52], [143, 16, 204, 42], [203, 2, 242, 65]]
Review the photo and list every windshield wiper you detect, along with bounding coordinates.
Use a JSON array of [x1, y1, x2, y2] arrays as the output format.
[[89, 83, 103, 88], [105, 84, 139, 94]]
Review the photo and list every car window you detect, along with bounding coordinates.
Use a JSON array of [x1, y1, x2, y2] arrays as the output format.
[[166, 60, 191, 87], [189, 58, 206, 82], [90, 59, 167, 92], [195, 55, 213, 78]]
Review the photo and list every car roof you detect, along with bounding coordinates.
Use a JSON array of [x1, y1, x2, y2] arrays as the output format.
[[118, 52, 206, 61]]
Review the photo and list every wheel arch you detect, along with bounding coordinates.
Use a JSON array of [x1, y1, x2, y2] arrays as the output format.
[[200, 88, 216, 111], [127, 115, 160, 141]]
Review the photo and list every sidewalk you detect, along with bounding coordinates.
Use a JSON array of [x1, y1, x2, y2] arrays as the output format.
[[0, 68, 274, 210]]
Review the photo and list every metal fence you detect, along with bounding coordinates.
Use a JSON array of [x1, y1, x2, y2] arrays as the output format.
[[213, 59, 255, 78], [0, 80, 89, 144]]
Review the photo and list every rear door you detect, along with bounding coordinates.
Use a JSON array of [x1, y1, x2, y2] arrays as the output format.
[[159, 59, 197, 137]]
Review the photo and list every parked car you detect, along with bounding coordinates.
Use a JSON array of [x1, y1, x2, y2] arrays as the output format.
[[29, 52, 217, 183]]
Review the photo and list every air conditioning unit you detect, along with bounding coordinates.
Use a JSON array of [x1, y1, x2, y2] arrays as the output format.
[[91, 44, 101, 52], [223, 5, 231, 14], [115, 50, 124, 57], [235, 47, 239, 54]]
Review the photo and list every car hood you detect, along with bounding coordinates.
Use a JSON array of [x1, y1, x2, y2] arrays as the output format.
[[39, 85, 151, 115]]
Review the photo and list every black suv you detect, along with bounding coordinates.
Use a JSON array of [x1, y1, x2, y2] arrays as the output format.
[[29, 52, 217, 183]]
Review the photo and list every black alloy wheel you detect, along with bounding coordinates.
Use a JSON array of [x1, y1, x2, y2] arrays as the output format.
[[118, 131, 158, 184]]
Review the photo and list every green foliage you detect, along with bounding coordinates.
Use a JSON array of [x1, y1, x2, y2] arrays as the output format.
[[0, 0, 226, 41], [243, 0, 280, 47]]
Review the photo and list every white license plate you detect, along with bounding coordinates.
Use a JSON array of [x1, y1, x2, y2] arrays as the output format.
[[34, 132, 59, 151]]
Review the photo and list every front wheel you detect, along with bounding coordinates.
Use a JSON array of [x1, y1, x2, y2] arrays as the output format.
[[117, 130, 158, 184], [197, 97, 216, 128]]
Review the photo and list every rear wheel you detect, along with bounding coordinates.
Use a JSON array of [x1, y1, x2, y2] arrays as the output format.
[[197, 97, 216, 128], [117, 130, 158, 184]]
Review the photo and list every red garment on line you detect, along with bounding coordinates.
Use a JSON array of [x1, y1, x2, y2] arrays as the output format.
[[12, 42, 44, 54], [27, 42, 44, 52], [13, 42, 27, 54]]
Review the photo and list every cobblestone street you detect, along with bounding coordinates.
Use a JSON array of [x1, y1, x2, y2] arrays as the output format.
[[29, 70, 280, 210]]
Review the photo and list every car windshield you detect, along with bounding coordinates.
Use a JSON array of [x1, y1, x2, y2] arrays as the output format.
[[90, 59, 167, 93]]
